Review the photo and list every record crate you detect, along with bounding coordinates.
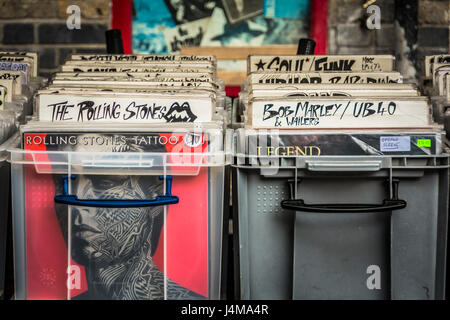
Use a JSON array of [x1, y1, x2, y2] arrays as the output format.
[[232, 129, 449, 300], [8, 127, 232, 300]]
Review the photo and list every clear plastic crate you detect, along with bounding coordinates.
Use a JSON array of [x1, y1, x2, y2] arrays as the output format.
[[9, 129, 232, 300]]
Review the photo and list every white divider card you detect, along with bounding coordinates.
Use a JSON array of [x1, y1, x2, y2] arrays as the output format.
[[0, 61, 30, 82], [52, 76, 215, 85], [37, 93, 214, 123], [425, 55, 450, 78], [0, 87, 5, 110], [50, 80, 217, 90], [250, 97, 430, 129], [432, 63, 450, 85], [447, 74, 450, 100], [247, 55, 395, 73], [61, 65, 215, 74], [0, 71, 26, 94], [49, 81, 218, 90], [248, 72, 403, 85], [53, 72, 214, 80], [38, 88, 219, 100], [69, 54, 216, 63], [0, 51, 38, 61], [249, 87, 419, 98], [0, 79, 15, 103], [0, 55, 37, 77], [434, 67, 450, 96]]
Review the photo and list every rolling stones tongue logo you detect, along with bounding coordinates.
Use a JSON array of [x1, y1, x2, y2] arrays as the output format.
[[164, 102, 197, 122]]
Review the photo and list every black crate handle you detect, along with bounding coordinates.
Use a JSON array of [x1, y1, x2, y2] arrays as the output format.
[[281, 179, 406, 213]]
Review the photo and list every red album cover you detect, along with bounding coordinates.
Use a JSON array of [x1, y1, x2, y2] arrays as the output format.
[[23, 131, 211, 300]]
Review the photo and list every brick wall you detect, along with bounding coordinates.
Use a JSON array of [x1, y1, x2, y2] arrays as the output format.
[[328, 0, 449, 80], [0, 0, 111, 78], [416, 0, 450, 75]]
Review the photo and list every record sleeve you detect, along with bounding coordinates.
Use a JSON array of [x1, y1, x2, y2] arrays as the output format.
[[21, 128, 216, 299], [237, 129, 442, 158]]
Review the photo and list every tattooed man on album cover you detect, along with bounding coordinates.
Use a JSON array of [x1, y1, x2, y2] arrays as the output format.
[[52, 134, 204, 300]]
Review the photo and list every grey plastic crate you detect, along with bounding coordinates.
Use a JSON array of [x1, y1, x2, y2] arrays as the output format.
[[233, 155, 449, 300]]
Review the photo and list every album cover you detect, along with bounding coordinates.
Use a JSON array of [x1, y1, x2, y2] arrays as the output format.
[[22, 130, 213, 300], [239, 131, 442, 159]]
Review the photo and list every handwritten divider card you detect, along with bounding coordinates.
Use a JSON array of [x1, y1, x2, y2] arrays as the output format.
[[247, 72, 403, 85], [52, 76, 215, 85], [37, 88, 219, 106], [447, 74, 450, 101], [48, 81, 217, 90], [424, 55, 450, 78], [0, 61, 31, 82], [36, 92, 214, 123], [247, 55, 395, 74], [248, 87, 419, 99], [53, 72, 215, 80], [63, 61, 216, 71], [0, 54, 37, 78], [249, 97, 430, 129], [434, 67, 450, 96], [0, 79, 15, 103], [61, 65, 215, 74], [69, 54, 216, 63]]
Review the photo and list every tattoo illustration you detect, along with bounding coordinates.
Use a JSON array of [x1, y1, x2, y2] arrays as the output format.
[[51, 133, 205, 300]]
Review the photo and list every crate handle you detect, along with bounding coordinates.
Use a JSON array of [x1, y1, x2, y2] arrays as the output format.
[[306, 160, 382, 172], [280, 199, 406, 213], [281, 179, 406, 213], [54, 175, 179, 208]]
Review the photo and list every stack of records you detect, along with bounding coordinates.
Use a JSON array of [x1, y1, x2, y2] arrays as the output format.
[[236, 54, 443, 156], [422, 54, 450, 137], [14, 54, 230, 300], [0, 51, 43, 145], [33, 53, 229, 127]]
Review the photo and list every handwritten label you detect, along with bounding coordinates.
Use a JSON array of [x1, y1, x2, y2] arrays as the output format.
[[249, 72, 402, 85], [53, 76, 213, 84], [380, 137, 411, 152], [0, 62, 29, 80], [54, 72, 213, 81], [71, 54, 215, 62], [251, 99, 429, 128], [248, 55, 394, 73], [38, 94, 213, 123], [0, 87, 5, 110], [62, 66, 212, 74]]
